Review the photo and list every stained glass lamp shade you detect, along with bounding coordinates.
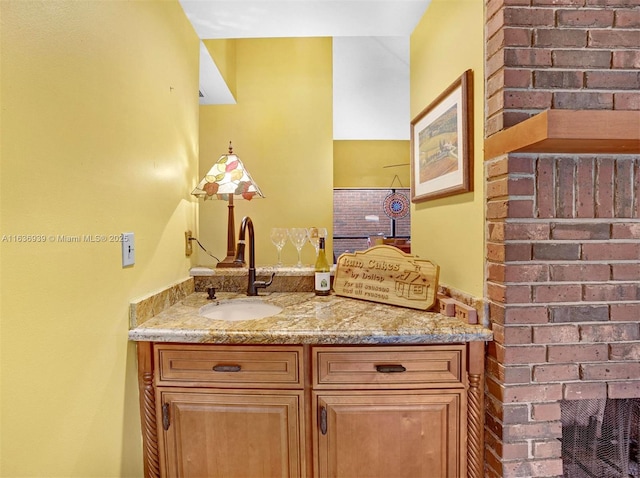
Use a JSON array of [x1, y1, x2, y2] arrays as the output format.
[[191, 143, 264, 268]]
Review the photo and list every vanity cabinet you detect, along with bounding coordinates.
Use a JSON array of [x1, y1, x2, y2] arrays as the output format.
[[312, 346, 466, 478], [136, 342, 484, 478], [142, 344, 307, 477]]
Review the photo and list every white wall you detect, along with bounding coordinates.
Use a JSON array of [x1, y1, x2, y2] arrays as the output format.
[[333, 37, 410, 140]]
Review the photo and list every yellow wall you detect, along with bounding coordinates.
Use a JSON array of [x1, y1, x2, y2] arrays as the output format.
[[0, 1, 199, 475], [206, 39, 238, 100], [0, 1, 486, 473], [333, 140, 410, 188], [410, 0, 485, 297], [199, 38, 334, 267]]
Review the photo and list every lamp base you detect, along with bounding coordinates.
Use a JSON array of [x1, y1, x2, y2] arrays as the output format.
[[216, 255, 245, 268]]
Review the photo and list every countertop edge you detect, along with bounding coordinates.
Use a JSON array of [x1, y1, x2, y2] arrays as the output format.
[[127, 328, 492, 344]]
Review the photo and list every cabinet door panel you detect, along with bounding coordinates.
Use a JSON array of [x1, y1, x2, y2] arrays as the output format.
[[159, 389, 304, 478], [315, 391, 463, 478]]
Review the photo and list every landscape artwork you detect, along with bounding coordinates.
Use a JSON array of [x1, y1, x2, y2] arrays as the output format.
[[417, 104, 459, 184], [411, 70, 473, 202]]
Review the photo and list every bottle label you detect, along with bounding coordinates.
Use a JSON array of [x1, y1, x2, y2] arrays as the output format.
[[315, 272, 331, 292]]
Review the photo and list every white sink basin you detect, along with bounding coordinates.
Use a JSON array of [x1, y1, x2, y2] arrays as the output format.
[[198, 298, 283, 322]]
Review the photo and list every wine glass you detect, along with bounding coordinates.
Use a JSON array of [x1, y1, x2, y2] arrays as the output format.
[[308, 227, 328, 255], [270, 228, 288, 267], [288, 227, 308, 268]]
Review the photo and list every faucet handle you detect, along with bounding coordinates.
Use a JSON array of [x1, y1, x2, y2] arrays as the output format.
[[254, 273, 276, 291], [206, 286, 217, 300], [264, 272, 275, 287]]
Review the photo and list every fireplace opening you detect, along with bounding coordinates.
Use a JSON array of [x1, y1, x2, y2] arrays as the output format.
[[561, 399, 639, 478]]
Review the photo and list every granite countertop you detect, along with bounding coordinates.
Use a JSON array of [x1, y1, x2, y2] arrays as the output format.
[[128, 290, 493, 345]]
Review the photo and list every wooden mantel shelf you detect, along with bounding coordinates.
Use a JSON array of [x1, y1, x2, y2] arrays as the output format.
[[485, 110, 640, 159]]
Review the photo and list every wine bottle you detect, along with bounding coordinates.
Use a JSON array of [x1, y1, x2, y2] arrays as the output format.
[[314, 237, 331, 296]]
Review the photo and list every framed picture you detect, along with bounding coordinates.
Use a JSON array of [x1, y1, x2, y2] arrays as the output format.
[[410, 69, 473, 202]]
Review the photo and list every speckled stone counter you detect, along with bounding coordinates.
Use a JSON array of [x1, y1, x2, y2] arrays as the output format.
[[128, 289, 492, 345]]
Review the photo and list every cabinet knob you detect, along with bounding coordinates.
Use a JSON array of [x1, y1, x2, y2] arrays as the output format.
[[162, 403, 170, 431], [319, 406, 327, 435], [212, 364, 242, 372], [375, 364, 407, 373]]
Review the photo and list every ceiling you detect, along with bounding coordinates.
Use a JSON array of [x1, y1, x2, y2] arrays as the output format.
[[179, 0, 431, 38], [179, 0, 432, 140]]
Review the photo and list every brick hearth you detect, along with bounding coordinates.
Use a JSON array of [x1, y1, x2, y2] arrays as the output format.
[[485, 150, 640, 477]]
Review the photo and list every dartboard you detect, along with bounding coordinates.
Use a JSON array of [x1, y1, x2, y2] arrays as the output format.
[[383, 192, 409, 219]]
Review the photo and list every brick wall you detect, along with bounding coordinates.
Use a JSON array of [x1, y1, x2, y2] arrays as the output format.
[[486, 0, 640, 136], [333, 189, 410, 258], [485, 154, 640, 477], [484, 1, 639, 476]]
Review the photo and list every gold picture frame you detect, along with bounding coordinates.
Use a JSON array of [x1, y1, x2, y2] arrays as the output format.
[[410, 69, 473, 202]]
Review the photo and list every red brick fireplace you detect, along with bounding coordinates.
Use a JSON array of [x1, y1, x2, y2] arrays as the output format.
[[483, 1, 639, 476]]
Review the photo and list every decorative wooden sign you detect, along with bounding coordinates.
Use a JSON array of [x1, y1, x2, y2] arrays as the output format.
[[333, 245, 440, 310]]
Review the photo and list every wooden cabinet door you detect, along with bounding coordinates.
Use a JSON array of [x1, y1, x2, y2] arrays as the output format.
[[315, 391, 464, 478], [158, 389, 305, 478]]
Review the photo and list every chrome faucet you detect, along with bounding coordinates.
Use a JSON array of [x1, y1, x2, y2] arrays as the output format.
[[233, 216, 275, 296]]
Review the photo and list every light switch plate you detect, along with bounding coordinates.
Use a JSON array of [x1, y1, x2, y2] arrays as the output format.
[[121, 232, 135, 267]]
